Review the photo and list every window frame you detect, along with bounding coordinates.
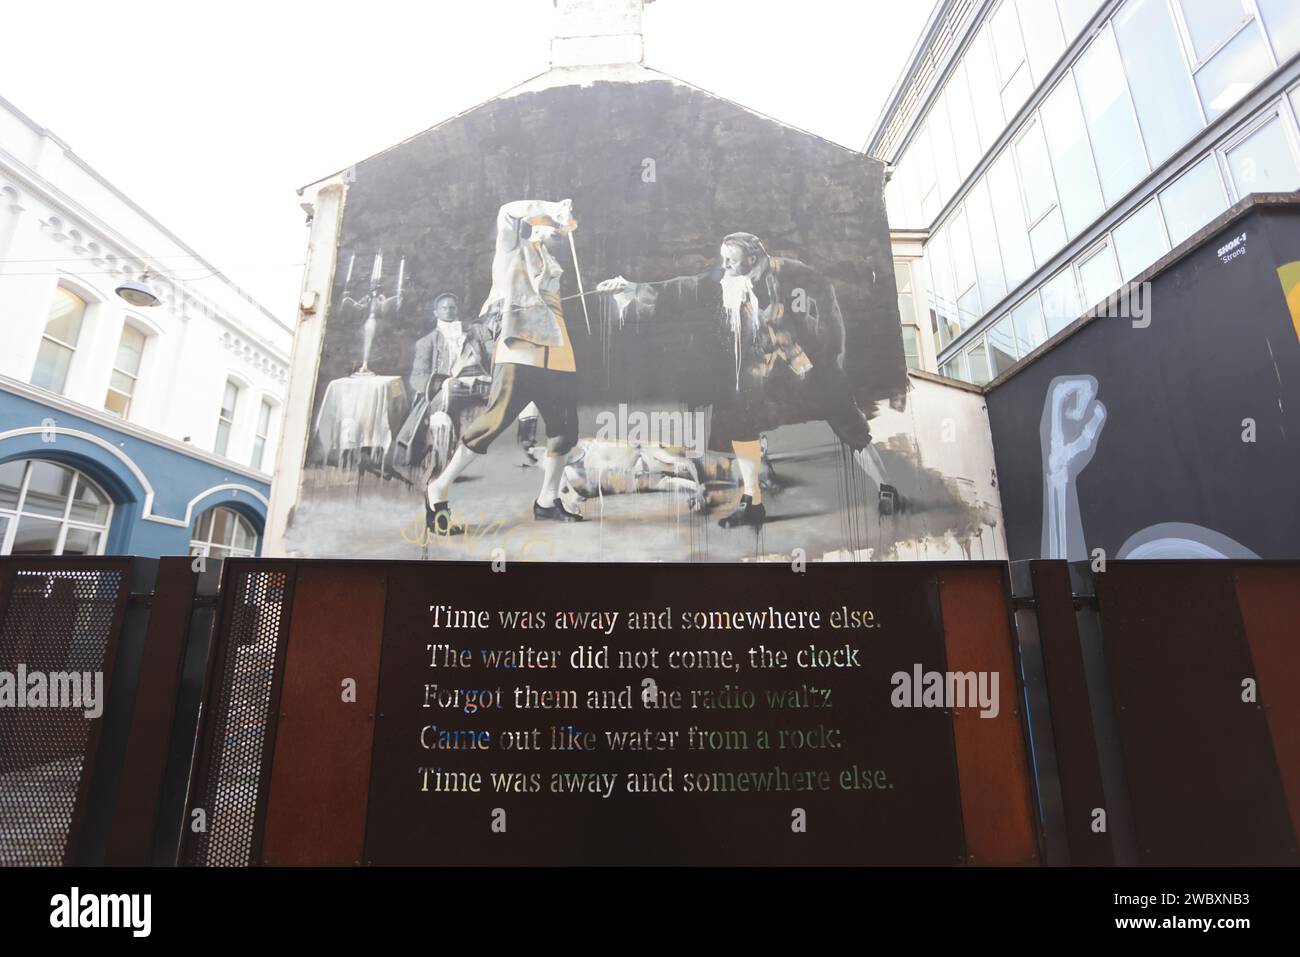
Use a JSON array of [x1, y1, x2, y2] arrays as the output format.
[[0, 460, 113, 556], [189, 505, 259, 560], [215, 377, 243, 458], [32, 285, 91, 395], [104, 320, 150, 420]]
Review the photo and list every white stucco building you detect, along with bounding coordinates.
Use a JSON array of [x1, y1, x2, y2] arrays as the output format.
[[0, 94, 293, 557]]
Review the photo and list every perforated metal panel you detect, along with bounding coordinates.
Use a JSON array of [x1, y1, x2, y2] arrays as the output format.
[[0, 564, 127, 865], [186, 566, 293, 866]]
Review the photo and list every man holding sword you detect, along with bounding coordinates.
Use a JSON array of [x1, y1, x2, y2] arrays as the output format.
[[424, 198, 587, 535]]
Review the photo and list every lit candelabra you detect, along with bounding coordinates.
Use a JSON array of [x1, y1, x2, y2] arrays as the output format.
[[341, 251, 404, 375]]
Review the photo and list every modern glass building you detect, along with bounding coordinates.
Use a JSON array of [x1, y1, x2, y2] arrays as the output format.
[[869, 0, 1300, 383]]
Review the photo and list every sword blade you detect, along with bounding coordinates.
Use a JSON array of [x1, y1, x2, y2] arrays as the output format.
[[568, 230, 593, 336]]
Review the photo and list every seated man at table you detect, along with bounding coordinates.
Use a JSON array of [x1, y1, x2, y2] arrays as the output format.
[[392, 292, 494, 475]]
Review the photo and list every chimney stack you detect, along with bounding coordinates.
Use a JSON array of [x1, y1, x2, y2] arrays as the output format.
[[550, 0, 652, 69]]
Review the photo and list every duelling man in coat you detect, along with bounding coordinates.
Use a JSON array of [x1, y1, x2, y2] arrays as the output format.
[[423, 199, 586, 534], [597, 231, 898, 529]]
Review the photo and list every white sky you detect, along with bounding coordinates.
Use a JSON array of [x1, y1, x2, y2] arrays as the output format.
[[0, 0, 935, 318]]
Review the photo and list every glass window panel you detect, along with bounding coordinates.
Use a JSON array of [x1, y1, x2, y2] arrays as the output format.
[[211, 507, 234, 547], [990, 1, 1028, 86], [989, 343, 1019, 378], [940, 352, 969, 382], [115, 325, 146, 376], [61, 527, 101, 557], [949, 209, 978, 297], [21, 460, 73, 518], [1177, 0, 1251, 64], [914, 124, 937, 199], [32, 339, 74, 393], [901, 160, 923, 227], [945, 69, 981, 180], [1017, 0, 1066, 85], [958, 287, 983, 331], [1001, 62, 1034, 118], [1075, 28, 1149, 204], [1041, 76, 1105, 236], [68, 475, 110, 526], [1113, 0, 1204, 166], [921, 186, 942, 224], [929, 95, 961, 200], [208, 545, 231, 562], [895, 262, 915, 327], [0, 514, 8, 552], [1030, 206, 1067, 266], [1011, 294, 1049, 353], [988, 315, 1021, 365], [966, 340, 993, 386], [215, 419, 232, 458], [251, 436, 267, 471], [1016, 121, 1057, 223], [1194, 23, 1272, 121], [924, 231, 961, 348], [1057, 0, 1105, 40], [1112, 201, 1170, 279], [258, 399, 274, 436], [885, 175, 904, 227], [1041, 268, 1083, 336], [901, 326, 921, 370], [233, 515, 257, 551], [0, 460, 23, 510], [10, 517, 60, 555], [1078, 245, 1122, 310], [1259, 0, 1300, 60], [108, 370, 136, 398], [43, 288, 86, 345], [987, 151, 1036, 286], [1226, 117, 1300, 198], [965, 27, 1007, 153], [1159, 154, 1229, 246], [965, 178, 1008, 308], [221, 380, 239, 419]]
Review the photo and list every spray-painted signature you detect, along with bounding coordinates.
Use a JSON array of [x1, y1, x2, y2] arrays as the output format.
[[400, 509, 555, 561]]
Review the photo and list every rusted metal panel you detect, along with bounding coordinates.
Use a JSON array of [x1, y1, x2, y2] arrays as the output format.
[[1097, 562, 1297, 865], [0, 557, 132, 865], [938, 565, 1040, 866], [1232, 564, 1300, 850], [103, 557, 199, 866], [261, 564, 387, 865], [182, 560, 297, 866], [1029, 560, 1113, 865], [363, 562, 965, 866]]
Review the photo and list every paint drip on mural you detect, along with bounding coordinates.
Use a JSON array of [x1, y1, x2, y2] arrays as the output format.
[[287, 79, 1004, 562]]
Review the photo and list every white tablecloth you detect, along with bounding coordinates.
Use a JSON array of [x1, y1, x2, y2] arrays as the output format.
[[314, 375, 409, 460]]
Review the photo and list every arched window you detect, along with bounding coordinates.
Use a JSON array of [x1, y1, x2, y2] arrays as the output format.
[[31, 287, 88, 394], [0, 459, 113, 555], [189, 505, 258, 560]]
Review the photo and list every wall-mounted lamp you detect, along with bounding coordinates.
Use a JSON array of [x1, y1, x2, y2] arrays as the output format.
[[115, 272, 160, 307]]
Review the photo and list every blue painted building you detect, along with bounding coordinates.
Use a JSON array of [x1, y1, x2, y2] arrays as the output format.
[[0, 94, 293, 558]]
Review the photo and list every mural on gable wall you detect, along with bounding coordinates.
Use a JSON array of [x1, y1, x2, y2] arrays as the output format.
[[284, 78, 1005, 562]]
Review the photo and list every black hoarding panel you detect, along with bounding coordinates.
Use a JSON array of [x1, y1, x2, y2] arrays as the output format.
[[363, 562, 966, 866], [986, 203, 1300, 562]]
